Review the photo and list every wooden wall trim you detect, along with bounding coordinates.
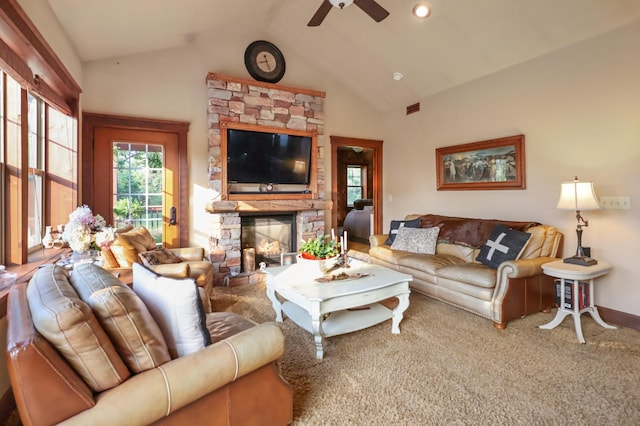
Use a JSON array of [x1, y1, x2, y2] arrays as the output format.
[[597, 305, 640, 332], [220, 121, 318, 201], [0, 0, 80, 112]]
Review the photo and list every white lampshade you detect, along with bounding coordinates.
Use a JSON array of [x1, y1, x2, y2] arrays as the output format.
[[557, 179, 601, 211]]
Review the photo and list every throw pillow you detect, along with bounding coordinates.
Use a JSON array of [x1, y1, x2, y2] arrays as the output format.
[[390, 226, 441, 254], [138, 246, 183, 266], [70, 263, 171, 373], [132, 263, 211, 358], [26, 265, 130, 392], [476, 224, 532, 269], [384, 218, 421, 245], [100, 225, 136, 268], [110, 227, 157, 267]]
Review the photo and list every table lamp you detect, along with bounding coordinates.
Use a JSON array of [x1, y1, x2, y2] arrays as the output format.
[[556, 176, 601, 266]]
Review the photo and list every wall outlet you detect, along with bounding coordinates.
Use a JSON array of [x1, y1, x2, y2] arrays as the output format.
[[600, 196, 631, 210]]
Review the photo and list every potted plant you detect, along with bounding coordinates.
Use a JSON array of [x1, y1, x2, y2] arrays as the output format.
[[297, 235, 341, 276], [298, 235, 340, 260]]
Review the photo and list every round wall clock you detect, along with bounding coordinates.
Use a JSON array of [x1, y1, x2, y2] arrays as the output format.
[[244, 40, 286, 84]]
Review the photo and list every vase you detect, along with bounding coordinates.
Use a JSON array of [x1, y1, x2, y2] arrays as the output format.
[[42, 226, 54, 249], [296, 254, 339, 278], [71, 249, 104, 267]]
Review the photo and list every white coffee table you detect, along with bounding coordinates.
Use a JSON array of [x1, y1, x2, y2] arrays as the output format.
[[266, 259, 412, 359]]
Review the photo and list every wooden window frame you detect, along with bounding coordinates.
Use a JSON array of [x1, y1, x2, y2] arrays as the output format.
[[0, 0, 80, 266], [346, 165, 366, 207]]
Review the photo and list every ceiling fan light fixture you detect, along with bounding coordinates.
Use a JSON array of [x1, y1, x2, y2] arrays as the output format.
[[412, 4, 431, 19], [330, 0, 353, 9]]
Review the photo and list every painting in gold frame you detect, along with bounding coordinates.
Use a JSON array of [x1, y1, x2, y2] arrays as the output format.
[[436, 135, 525, 190]]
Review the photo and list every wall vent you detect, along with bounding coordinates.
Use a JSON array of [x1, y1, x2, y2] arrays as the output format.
[[406, 102, 420, 115]]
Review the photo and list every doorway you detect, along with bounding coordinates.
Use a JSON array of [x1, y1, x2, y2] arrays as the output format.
[[82, 113, 189, 247], [330, 136, 383, 240]]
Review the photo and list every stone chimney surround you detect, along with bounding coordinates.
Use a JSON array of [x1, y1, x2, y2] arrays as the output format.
[[205, 73, 331, 279]]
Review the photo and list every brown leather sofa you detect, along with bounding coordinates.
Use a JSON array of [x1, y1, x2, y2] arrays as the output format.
[[369, 214, 562, 329], [6, 264, 293, 425]]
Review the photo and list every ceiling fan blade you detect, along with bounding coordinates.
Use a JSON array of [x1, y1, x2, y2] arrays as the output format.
[[308, 1, 333, 27], [353, 0, 389, 22]]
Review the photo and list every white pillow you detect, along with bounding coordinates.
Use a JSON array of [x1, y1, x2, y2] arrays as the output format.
[[391, 226, 440, 254], [132, 263, 211, 358]]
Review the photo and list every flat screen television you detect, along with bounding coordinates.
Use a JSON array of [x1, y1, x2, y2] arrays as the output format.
[[226, 128, 312, 185]]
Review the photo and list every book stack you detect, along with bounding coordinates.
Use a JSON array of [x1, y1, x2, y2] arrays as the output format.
[[555, 279, 589, 310]]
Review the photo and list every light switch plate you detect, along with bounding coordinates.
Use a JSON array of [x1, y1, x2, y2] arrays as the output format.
[[600, 196, 631, 210]]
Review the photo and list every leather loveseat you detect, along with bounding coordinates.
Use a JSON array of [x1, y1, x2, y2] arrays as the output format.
[[369, 214, 562, 329], [6, 264, 292, 425]]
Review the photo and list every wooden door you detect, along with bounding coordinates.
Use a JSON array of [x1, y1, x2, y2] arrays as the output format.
[[82, 113, 189, 248], [92, 128, 179, 246]]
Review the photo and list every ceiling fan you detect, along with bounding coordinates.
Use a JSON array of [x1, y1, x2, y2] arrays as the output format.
[[308, 0, 389, 27]]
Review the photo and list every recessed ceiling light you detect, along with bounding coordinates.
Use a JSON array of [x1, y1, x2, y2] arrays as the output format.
[[393, 72, 404, 81], [413, 4, 431, 19]]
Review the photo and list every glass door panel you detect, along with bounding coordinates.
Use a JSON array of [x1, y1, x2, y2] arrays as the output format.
[[113, 142, 164, 244]]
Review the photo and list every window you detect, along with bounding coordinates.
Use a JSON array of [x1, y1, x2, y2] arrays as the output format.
[[1, 68, 78, 264], [346, 166, 366, 206], [48, 107, 78, 227], [0, 0, 80, 266], [28, 94, 45, 251]]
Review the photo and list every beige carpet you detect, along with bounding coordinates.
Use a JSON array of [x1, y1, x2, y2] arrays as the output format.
[[212, 280, 640, 426]]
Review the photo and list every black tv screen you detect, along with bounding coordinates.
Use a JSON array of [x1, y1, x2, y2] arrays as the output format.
[[227, 128, 312, 185]]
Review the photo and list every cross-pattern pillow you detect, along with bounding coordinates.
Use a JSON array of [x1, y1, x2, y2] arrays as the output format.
[[476, 224, 532, 269], [390, 226, 441, 254], [384, 219, 421, 245], [138, 246, 183, 266]]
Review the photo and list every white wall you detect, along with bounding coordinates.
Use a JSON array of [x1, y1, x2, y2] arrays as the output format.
[[381, 22, 640, 316], [81, 36, 383, 249]]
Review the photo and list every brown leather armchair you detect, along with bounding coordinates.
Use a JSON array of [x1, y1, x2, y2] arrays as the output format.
[[102, 226, 214, 311]]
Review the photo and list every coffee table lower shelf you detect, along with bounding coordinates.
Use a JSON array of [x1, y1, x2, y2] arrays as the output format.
[[281, 301, 392, 337]]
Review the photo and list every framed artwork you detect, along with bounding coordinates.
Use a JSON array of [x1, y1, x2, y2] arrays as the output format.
[[435, 134, 525, 190]]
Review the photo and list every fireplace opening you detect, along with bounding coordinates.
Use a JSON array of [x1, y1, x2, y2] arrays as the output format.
[[241, 213, 296, 267]]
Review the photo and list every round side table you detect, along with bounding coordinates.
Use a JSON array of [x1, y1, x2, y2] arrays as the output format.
[[539, 260, 616, 343]]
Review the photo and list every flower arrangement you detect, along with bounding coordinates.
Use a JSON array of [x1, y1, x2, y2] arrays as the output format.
[[61, 205, 115, 253]]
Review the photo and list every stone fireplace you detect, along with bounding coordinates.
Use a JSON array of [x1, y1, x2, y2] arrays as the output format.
[[205, 73, 332, 278]]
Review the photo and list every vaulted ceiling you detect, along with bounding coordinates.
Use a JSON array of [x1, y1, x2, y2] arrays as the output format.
[[48, 0, 640, 112]]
